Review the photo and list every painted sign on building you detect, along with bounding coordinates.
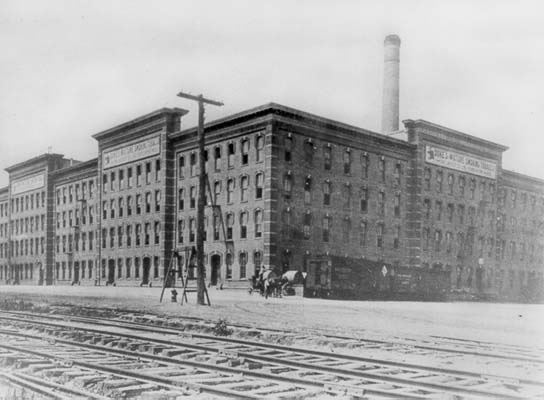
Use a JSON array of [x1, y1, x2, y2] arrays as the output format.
[[425, 145, 497, 179], [11, 172, 45, 195], [102, 136, 160, 169]]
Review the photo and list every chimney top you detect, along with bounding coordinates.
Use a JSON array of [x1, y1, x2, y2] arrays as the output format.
[[384, 34, 401, 46]]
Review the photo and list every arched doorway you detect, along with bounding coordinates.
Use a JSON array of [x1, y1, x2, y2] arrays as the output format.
[[107, 259, 115, 285], [210, 254, 221, 286], [142, 257, 151, 285]]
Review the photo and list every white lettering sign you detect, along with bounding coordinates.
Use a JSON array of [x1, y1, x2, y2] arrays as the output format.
[[102, 136, 161, 169], [425, 145, 497, 179], [11, 173, 45, 195]]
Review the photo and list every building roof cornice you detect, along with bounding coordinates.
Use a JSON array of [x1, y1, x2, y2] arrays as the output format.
[[92, 107, 188, 141], [403, 119, 509, 152], [4, 153, 65, 173], [169, 102, 412, 148]]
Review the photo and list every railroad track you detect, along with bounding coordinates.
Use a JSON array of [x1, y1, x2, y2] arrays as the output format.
[[10, 305, 544, 382], [0, 311, 542, 399]]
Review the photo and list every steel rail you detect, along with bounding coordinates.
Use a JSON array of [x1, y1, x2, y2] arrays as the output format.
[[6, 311, 543, 388], [0, 328, 428, 400], [0, 335, 262, 400], [30, 304, 544, 362], [0, 315, 533, 400]]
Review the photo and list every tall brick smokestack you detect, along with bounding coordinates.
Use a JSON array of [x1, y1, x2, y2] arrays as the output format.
[[381, 34, 401, 134]]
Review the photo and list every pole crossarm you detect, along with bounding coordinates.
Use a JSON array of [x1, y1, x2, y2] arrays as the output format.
[[177, 91, 224, 107]]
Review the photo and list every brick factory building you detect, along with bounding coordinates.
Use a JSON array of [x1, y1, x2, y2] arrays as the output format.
[[0, 36, 542, 302]]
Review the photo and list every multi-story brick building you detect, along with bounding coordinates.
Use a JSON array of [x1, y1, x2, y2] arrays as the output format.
[[1, 34, 543, 300], [0, 102, 541, 301]]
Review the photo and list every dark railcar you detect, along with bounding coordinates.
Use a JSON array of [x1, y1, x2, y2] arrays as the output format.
[[304, 256, 450, 301]]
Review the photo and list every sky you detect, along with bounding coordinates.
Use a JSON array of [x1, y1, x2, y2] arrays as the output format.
[[1, 0, 543, 187]]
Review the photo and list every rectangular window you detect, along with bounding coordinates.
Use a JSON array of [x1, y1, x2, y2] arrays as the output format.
[[359, 221, 367, 246], [110, 199, 115, 219], [155, 159, 161, 181], [136, 194, 142, 214], [178, 188, 184, 210], [241, 139, 249, 165], [255, 173, 263, 199], [127, 167, 133, 188], [178, 156, 185, 178], [190, 186, 196, 208], [190, 153, 197, 176], [154, 221, 160, 245], [424, 168, 431, 191], [189, 218, 196, 242], [256, 136, 264, 162], [394, 194, 401, 217], [126, 225, 132, 247], [343, 149, 351, 174], [240, 176, 249, 202], [126, 258, 132, 279], [110, 171, 115, 191], [102, 174, 107, 193], [178, 219, 184, 243], [109, 227, 115, 248], [136, 165, 142, 186], [254, 210, 263, 238], [324, 146, 332, 170], [214, 147, 222, 171], [145, 162, 151, 184], [436, 170, 443, 193], [155, 190, 161, 212], [394, 162, 402, 186], [228, 143, 235, 168], [118, 169, 124, 189], [135, 224, 141, 246], [146, 192, 152, 213], [323, 181, 331, 206], [284, 136, 292, 162]]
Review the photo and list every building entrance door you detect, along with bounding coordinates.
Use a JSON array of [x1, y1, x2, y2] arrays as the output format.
[[210, 255, 220, 286], [73, 262, 80, 284], [142, 257, 151, 285], [107, 260, 115, 285]]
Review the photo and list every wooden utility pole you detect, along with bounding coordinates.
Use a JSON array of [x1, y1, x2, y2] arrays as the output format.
[[177, 91, 223, 305]]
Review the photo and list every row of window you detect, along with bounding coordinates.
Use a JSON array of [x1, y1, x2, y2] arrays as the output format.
[[9, 191, 46, 214], [178, 174, 264, 210], [423, 168, 496, 201], [56, 231, 95, 254], [100, 222, 161, 249], [421, 228, 544, 263], [281, 210, 401, 248], [177, 209, 264, 243], [281, 133, 404, 183], [102, 159, 161, 193], [178, 135, 265, 178], [3, 238, 45, 258], [3, 215, 46, 237], [56, 180, 95, 205], [499, 187, 544, 211], [1, 264, 34, 281], [57, 207, 94, 229], [102, 191, 160, 220]]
